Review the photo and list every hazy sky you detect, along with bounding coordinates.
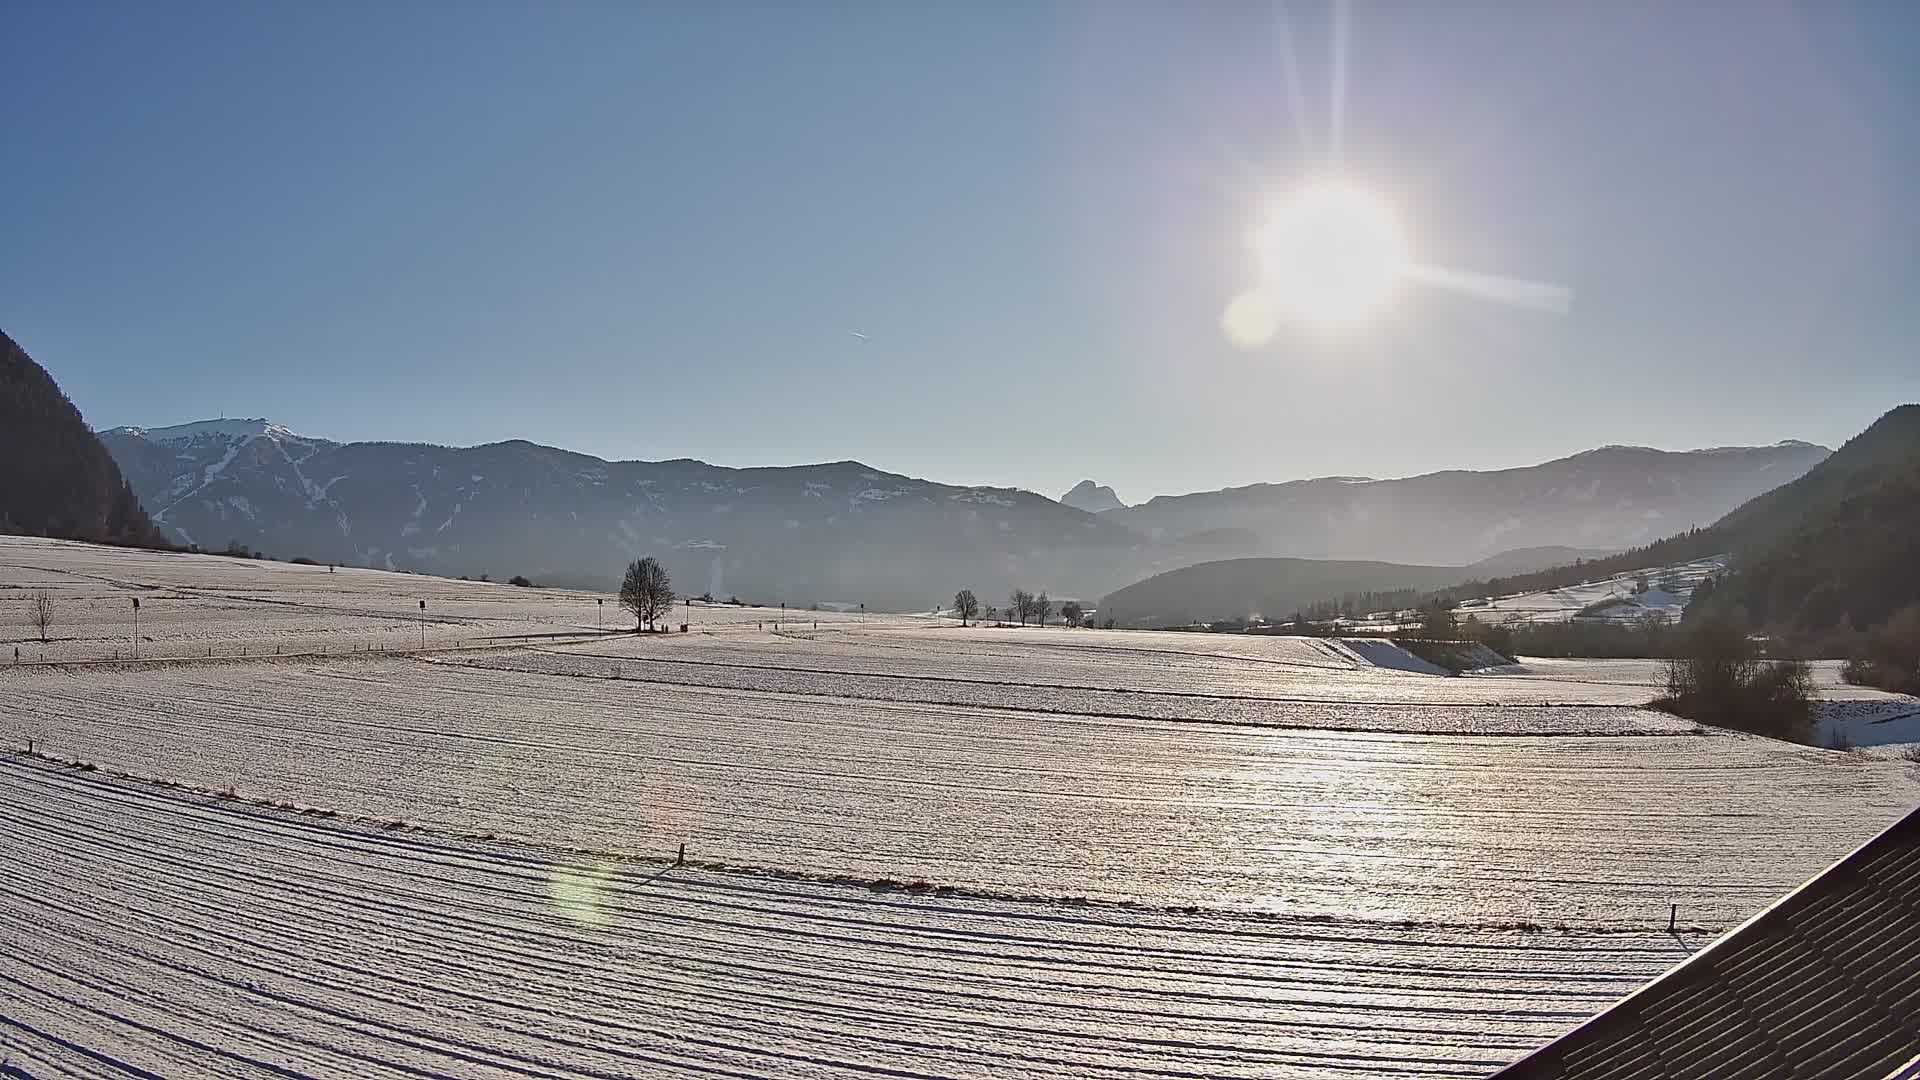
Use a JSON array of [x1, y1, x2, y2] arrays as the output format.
[[5, 1, 1917, 502]]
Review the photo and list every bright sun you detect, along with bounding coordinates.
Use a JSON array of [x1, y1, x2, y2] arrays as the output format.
[[1249, 181, 1411, 330]]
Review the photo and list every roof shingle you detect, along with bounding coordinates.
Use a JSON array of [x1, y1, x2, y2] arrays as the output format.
[[1492, 805, 1920, 1080]]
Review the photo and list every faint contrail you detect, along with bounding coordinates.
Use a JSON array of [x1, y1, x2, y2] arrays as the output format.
[[1407, 264, 1574, 314], [1329, 0, 1350, 161], [1274, 1, 1317, 160], [848, 330, 869, 341]]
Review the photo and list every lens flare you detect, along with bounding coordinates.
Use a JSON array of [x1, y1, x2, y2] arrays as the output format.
[[548, 861, 619, 927], [1222, 290, 1281, 350], [1251, 181, 1411, 329]]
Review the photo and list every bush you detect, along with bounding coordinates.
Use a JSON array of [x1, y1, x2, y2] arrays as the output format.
[[1652, 616, 1813, 742], [1840, 605, 1920, 695], [508, 575, 533, 588], [289, 556, 319, 566]]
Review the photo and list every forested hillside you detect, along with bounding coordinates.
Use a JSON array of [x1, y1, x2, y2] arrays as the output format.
[[0, 330, 166, 548], [1698, 405, 1920, 633]]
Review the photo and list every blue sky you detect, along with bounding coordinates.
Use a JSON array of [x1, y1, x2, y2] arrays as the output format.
[[5, 1, 1917, 502]]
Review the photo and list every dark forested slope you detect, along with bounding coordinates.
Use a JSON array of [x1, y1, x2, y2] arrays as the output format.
[[0, 330, 167, 547]]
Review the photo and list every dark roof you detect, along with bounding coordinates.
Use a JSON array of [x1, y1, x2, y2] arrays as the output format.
[[1492, 804, 1920, 1080]]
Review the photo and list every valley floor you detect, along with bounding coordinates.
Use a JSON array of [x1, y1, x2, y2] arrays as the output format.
[[2, 537, 1917, 1077]]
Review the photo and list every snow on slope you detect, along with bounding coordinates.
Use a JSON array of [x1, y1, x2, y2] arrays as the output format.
[[1815, 701, 1920, 750], [1333, 638, 1452, 675], [109, 417, 302, 443], [0, 753, 1696, 1079], [1460, 556, 1728, 626]]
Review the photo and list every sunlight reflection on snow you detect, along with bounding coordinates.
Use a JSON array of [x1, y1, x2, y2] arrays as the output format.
[[548, 861, 619, 927]]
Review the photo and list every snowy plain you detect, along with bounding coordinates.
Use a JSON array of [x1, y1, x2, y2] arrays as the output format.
[[0, 535, 920, 663], [0, 755, 1695, 1079], [2, 537, 1918, 1078]]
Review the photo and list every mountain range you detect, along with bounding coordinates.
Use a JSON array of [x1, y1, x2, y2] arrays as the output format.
[[1100, 441, 1830, 566], [101, 420, 1150, 609], [97, 416, 1830, 611]]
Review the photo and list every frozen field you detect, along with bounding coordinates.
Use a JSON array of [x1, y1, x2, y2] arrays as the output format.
[[0, 535, 921, 662], [0, 755, 1692, 1079], [555, 627, 1669, 706], [3, 537, 1918, 1078], [8, 645, 1916, 927]]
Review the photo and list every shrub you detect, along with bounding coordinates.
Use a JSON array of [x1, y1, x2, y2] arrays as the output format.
[[1652, 616, 1813, 742], [1842, 606, 1920, 695], [508, 575, 533, 588]]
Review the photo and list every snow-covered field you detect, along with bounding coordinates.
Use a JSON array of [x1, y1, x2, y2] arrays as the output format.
[[0, 535, 922, 662], [0, 755, 1695, 1079], [3, 537, 1918, 1078], [1503, 656, 1920, 749]]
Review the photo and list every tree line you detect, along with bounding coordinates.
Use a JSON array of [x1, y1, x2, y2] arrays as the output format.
[[950, 588, 1086, 628]]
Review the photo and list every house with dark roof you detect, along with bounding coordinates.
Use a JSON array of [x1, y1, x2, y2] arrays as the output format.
[[1492, 804, 1920, 1080]]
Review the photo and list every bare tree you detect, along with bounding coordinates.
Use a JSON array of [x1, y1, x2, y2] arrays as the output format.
[[1033, 591, 1050, 627], [28, 592, 53, 643], [619, 557, 675, 632], [1008, 589, 1032, 627], [1060, 601, 1084, 628], [953, 589, 980, 627]]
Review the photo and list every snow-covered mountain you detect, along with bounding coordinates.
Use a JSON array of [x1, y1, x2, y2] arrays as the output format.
[[1059, 480, 1125, 514], [101, 421, 1830, 609], [100, 421, 1168, 609], [1104, 442, 1832, 567]]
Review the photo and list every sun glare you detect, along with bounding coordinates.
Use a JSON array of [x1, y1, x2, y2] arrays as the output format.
[[1249, 181, 1411, 330]]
